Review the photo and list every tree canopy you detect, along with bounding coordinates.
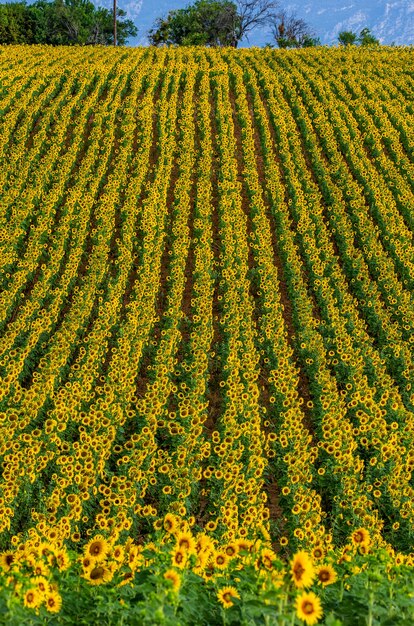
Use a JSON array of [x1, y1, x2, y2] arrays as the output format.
[[270, 9, 319, 48], [338, 28, 379, 47], [0, 0, 137, 45], [148, 0, 277, 47]]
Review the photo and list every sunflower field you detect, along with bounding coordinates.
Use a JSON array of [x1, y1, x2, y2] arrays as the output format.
[[0, 44, 414, 625]]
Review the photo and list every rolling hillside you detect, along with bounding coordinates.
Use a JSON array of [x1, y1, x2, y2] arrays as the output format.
[[1, 45, 414, 624]]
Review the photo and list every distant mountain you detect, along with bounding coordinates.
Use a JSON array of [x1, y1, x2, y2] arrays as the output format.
[[285, 0, 414, 46]]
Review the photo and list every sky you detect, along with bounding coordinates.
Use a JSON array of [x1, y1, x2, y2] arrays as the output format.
[[17, 0, 414, 46], [90, 0, 414, 46]]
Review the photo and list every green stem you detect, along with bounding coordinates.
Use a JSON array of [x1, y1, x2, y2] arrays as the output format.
[[278, 595, 285, 626], [367, 591, 374, 626], [339, 579, 344, 603]]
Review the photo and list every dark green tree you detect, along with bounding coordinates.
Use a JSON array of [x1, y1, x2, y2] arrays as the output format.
[[0, 1, 35, 43], [357, 27, 379, 46], [148, 0, 277, 48], [0, 0, 137, 45], [338, 30, 357, 46], [148, 0, 239, 47]]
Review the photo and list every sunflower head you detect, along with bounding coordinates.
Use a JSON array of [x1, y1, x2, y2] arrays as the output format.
[[85, 536, 109, 562], [217, 586, 240, 609], [295, 591, 323, 626], [118, 571, 134, 588], [290, 551, 315, 589], [256, 548, 276, 571], [45, 591, 62, 614], [236, 538, 253, 554], [311, 545, 325, 561], [32, 561, 50, 577], [171, 546, 187, 569], [0, 552, 14, 572], [213, 551, 229, 570], [351, 528, 370, 548], [176, 531, 196, 555], [163, 513, 178, 534], [164, 569, 181, 593], [82, 554, 97, 571], [224, 543, 239, 558], [24, 588, 42, 609], [111, 545, 125, 562], [316, 564, 337, 587], [55, 549, 71, 571], [86, 564, 113, 586], [195, 533, 211, 553], [33, 575, 50, 595]]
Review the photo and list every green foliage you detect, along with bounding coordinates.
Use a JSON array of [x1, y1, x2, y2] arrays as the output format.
[[0, 1, 35, 43], [0, 0, 137, 45], [357, 28, 379, 46], [1, 542, 414, 625], [271, 10, 319, 49], [338, 28, 379, 47], [338, 31, 357, 46], [302, 35, 321, 48], [148, 0, 240, 48], [277, 35, 320, 49]]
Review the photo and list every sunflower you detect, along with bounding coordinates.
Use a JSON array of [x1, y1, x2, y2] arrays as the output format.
[[290, 551, 315, 589], [24, 588, 42, 609], [164, 568, 181, 593], [338, 545, 352, 564], [202, 564, 215, 581], [311, 546, 324, 561], [85, 564, 113, 585], [256, 548, 276, 571], [316, 564, 337, 587], [213, 551, 229, 570], [271, 570, 285, 589], [296, 591, 323, 625], [81, 555, 96, 571], [111, 545, 125, 562], [33, 576, 50, 595], [84, 536, 110, 562], [171, 546, 187, 569], [38, 542, 53, 559], [45, 591, 62, 613], [55, 549, 71, 571], [0, 552, 14, 572], [351, 528, 370, 548], [163, 513, 178, 534], [236, 538, 253, 554], [118, 571, 134, 588], [217, 586, 240, 609], [195, 533, 212, 554], [194, 547, 209, 568], [224, 542, 239, 558], [128, 545, 144, 571], [32, 561, 50, 577], [176, 531, 196, 555]]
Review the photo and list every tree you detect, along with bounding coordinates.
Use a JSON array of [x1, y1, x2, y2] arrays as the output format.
[[271, 9, 318, 48], [338, 27, 379, 47], [233, 0, 278, 47], [338, 30, 357, 46], [148, 0, 277, 48], [0, 0, 137, 45], [0, 1, 35, 43], [357, 27, 379, 46], [149, 0, 240, 47]]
